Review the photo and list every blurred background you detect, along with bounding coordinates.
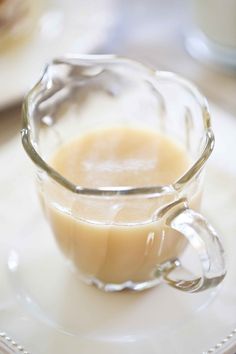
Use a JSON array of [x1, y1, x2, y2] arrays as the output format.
[[0, 0, 236, 120]]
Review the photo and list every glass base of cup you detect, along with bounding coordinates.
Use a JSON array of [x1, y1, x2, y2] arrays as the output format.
[[185, 30, 236, 70], [82, 275, 162, 292]]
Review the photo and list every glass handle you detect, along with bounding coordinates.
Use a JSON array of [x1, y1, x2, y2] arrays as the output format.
[[159, 200, 226, 292]]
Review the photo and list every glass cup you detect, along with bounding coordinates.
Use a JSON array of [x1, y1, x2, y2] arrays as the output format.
[[22, 55, 226, 292]]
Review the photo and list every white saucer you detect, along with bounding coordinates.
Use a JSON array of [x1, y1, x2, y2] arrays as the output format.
[[0, 0, 116, 109], [0, 104, 236, 353], [6, 214, 219, 341]]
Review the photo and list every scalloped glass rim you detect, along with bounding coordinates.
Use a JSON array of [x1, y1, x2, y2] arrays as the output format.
[[21, 54, 214, 197]]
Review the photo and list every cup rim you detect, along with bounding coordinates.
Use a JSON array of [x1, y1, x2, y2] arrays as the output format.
[[21, 54, 214, 197]]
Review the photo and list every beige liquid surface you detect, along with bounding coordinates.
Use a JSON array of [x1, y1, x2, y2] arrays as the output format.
[[44, 127, 199, 285]]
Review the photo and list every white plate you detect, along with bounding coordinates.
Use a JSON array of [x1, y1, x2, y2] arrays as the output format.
[[0, 104, 236, 354], [0, 0, 116, 109]]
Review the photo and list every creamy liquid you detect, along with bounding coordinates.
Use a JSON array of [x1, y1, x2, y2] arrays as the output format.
[[44, 127, 199, 284]]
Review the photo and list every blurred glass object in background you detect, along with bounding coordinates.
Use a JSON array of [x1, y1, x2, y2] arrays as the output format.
[[111, 0, 236, 114], [185, 0, 236, 69]]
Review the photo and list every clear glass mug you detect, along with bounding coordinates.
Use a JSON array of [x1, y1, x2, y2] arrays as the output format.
[[22, 55, 226, 292]]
